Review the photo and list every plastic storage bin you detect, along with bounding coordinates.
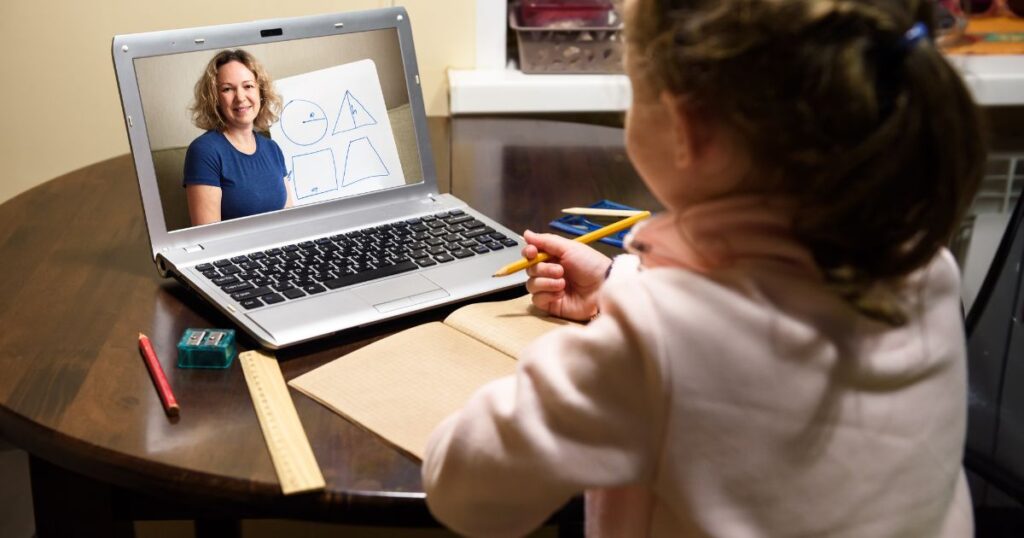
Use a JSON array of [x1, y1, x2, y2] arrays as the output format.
[[519, 0, 615, 27], [510, 4, 624, 74]]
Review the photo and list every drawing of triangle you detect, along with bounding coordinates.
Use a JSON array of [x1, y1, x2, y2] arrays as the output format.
[[342, 137, 389, 186], [333, 90, 377, 134]]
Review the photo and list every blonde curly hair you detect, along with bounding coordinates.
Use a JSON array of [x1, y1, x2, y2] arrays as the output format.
[[190, 49, 282, 133]]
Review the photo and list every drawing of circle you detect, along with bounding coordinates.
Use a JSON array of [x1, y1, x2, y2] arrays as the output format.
[[280, 100, 328, 146]]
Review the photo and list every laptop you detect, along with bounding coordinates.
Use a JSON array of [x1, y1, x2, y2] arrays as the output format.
[[112, 7, 527, 349]]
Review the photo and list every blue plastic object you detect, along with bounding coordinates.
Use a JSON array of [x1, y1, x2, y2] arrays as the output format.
[[176, 328, 237, 369], [548, 199, 642, 248]]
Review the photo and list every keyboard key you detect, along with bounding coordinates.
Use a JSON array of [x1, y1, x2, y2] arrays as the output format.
[[213, 259, 232, 268], [452, 249, 475, 259], [471, 245, 490, 254], [231, 286, 273, 301], [201, 269, 219, 279], [303, 283, 327, 295], [322, 261, 418, 290], [196, 263, 214, 272], [212, 275, 241, 287], [222, 281, 254, 294], [230, 255, 248, 263], [240, 298, 263, 310], [283, 288, 306, 300], [415, 257, 438, 267], [501, 239, 519, 247], [446, 214, 474, 225], [261, 293, 286, 305], [435, 253, 454, 263]]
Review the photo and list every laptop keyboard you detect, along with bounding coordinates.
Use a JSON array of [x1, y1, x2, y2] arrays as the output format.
[[191, 210, 519, 310]]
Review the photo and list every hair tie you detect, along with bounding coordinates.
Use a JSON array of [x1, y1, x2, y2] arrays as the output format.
[[899, 22, 929, 52]]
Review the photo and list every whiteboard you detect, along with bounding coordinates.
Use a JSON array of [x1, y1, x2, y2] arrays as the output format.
[[270, 59, 406, 205]]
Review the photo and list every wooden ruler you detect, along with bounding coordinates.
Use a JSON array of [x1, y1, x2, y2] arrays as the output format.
[[239, 350, 325, 495]]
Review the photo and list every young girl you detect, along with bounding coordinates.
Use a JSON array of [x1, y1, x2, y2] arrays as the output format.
[[423, 0, 985, 536]]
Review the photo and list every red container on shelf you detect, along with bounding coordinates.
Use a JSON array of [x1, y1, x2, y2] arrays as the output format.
[[510, 3, 623, 74], [519, 0, 615, 28]]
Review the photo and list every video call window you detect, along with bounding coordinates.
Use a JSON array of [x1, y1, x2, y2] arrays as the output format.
[[134, 29, 423, 231]]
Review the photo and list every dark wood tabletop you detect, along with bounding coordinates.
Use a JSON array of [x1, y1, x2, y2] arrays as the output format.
[[0, 117, 657, 535]]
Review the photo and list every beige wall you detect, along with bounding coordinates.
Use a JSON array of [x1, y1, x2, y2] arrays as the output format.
[[0, 0, 475, 205]]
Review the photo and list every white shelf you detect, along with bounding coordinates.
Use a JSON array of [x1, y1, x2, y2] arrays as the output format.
[[448, 69, 630, 114], [949, 55, 1024, 106], [449, 55, 1024, 114]]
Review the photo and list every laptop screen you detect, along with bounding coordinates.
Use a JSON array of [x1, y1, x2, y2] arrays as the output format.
[[133, 27, 423, 232]]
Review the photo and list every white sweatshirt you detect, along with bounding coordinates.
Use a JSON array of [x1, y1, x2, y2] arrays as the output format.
[[423, 198, 972, 537]]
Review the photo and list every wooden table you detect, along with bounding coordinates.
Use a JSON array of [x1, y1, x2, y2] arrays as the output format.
[[0, 117, 657, 536]]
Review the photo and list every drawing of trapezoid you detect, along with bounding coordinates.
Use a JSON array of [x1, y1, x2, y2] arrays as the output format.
[[342, 137, 389, 186], [333, 91, 377, 134], [291, 148, 339, 200]]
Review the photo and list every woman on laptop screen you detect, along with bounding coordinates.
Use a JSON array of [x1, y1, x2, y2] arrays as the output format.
[[183, 49, 296, 226]]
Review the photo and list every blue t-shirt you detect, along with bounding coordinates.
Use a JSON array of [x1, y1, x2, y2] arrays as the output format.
[[183, 131, 288, 221]]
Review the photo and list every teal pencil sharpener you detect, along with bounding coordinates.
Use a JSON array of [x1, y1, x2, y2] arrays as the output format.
[[177, 328, 237, 369]]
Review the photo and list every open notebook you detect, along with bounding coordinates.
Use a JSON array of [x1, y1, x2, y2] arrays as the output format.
[[288, 295, 574, 459], [112, 8, 527, 349]]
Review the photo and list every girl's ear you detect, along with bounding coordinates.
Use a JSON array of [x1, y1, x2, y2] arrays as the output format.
[[660, 91, 710, 170]]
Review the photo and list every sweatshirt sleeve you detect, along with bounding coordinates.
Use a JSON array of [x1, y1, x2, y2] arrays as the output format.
[[422, 278, 667, 537]]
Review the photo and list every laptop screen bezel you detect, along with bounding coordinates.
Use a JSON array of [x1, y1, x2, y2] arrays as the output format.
[[111, 7, 438, 261]]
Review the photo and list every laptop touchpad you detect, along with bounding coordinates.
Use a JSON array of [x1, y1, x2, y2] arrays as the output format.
[[352, 274, 449, 313]]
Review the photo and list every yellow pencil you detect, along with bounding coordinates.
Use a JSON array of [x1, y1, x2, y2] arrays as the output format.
[[493, 211, 651, 277], [561, 207, 646, 218]]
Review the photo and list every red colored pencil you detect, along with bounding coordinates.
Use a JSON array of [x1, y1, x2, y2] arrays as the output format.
[[138, 333, 180, 417]]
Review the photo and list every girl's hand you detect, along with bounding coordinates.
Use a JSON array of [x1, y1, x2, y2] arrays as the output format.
[[522, 230, 612, 321]]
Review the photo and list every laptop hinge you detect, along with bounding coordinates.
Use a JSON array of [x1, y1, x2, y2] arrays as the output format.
[[427, 193, 438, 202]]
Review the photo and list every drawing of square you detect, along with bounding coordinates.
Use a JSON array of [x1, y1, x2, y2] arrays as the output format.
[[291, 149, 338, 200]]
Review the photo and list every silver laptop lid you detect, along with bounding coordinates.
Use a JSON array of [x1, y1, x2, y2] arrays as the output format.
[[112, 7, 438, 260]]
